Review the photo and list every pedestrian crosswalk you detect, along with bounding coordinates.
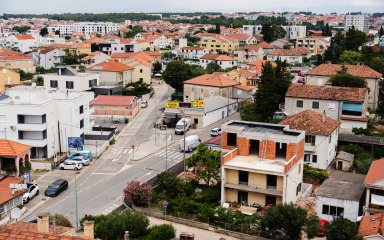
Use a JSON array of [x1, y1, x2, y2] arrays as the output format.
[[154, 149, 188, 160]]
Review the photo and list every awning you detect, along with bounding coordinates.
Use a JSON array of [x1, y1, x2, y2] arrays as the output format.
[[163, 114, 177, 119], [371, 194, 384, 206], [342, 103, 362, 112]]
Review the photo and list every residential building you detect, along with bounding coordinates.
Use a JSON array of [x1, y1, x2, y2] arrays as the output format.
[[267, 47, 312, 65], [142, 51, 161, 63], [357, 213, 384, 239], [35, 35, 66, 47], [270, 39, 293, 49], [0, 67, 20, 93], [295, 37, 330, 54], [0, 86, 94, 159], [122, 57, 152, 84], [282, 26, 307, 41], [1, 35, 37, 53], [316, 171, 365, 222], [305, 64, 383, 109], [0, 177, 26, 217], [234, 42, 276, 63], [111, 52, 154, 63], [226, 68, 258, 89], [199, 35, 239, 54], [91, 95, 140, 118], [48, 22, 121, 35], [90, 42, 140, 55], [180, 47, 209, 60], [0, 140, 31, 177], [43, 66, 99, 92], [363, 158, 384, 216], [279, 110, 340, 170], [241, 25, 263, 36], [86, 59, 134, 86], [80, 51, 111, 68], [32, 47, 66, 69], [69, 42, 91, 56], [221, 120, 305, 208], [345, 15, 369, 33], [285, 84, 369, 132], [226, 33, 258, 45], [200, 54, 237, 69], [0, 55, 35, 73]]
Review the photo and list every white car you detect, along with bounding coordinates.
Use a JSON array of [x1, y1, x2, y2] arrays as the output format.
[[23, 183, 39, 203], [141, 100, 148, 108], [68, 156, 90, 166], [59, 161, 83, 170], [210, 128, 222, 137]]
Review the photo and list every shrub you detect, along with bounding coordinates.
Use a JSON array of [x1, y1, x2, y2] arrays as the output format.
[[141, 224, 176, 240], [109, 138, 115, 145], [357, 158, 375, 174], [303, 168, 329, 180], [352, 127, 371, 135], [49, 214, 73, 227], [124, 180, 152, 207], [343, 144, 363, 156]]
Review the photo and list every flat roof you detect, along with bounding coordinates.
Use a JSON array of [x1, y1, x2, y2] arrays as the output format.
[[224, 154, 286, 173], [228, 121, 301, 136]]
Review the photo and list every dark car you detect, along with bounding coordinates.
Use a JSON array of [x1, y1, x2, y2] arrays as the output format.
[[45, 179, 68, 197]]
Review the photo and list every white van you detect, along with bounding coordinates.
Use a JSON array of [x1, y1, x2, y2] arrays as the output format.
[[175, 118, 191, 135], [179, 135, 201, 152]]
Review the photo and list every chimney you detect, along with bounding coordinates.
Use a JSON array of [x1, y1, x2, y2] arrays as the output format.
[[325, 61, 331, 65], [357, 62, 360, 66], [37, 213, 50, 233], [106, 59, 109, 63], [323, 110, 326, 123], [124, 231, 130, 240], [83, 221, 95, 239]]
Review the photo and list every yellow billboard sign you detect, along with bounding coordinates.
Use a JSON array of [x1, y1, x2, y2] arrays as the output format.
[[192, 100, 204, 109], [166, 101, 179, 108]]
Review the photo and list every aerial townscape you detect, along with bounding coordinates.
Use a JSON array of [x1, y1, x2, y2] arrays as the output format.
[[1, 1, 384, 239]]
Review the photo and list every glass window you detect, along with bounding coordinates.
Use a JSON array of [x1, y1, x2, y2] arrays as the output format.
[[312, 155, 317, 163], [66, 81, 74, 89], [50, 80, 58, 88], [100, 106, 104, 110], [312, 101, 319, 109], [305, 135, 316, 145], [297, 100, 303, 108], [330, 206, 337, 215], [113, 107, 118, 110], [322, 204, 329, 215]]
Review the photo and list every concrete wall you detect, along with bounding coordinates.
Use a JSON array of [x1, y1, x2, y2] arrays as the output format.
[[285, 158, 303, 203], [30, 160, 53, 170], [43, 72, 99, 92], [316, 196, 359, 222]]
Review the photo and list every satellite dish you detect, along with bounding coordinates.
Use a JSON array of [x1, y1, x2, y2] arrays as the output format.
[[11, 207, 21, 219]]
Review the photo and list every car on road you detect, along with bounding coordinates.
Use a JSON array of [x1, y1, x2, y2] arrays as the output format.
[[45, 179, 68, 197], [141, 100, 148, 108], [210, 128, 222, 136], [23, 183, 39, 203], [69, 151, 93, 161], [59, 160, 83, 170], [318, 219, 329, 236], [298, 73, 305, 77], [290, 70, 301, 73], [68, 156, 90, 166], [297, 78, 305, 84]]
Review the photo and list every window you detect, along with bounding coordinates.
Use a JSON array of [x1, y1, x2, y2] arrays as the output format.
[[297, 100, 303, 108], [50, 80, 58, 88], [0, 115, 5, 122], [201, 88, 204, 96], [79, 105, 84, 114], [140, 78, 143, 81], [100, 106, 104, 110], [227, 132, 237, 147], [0, 204, 4, 214], [329, 103, 336, 110], [296, 183, 302, 196], [238, 171, 249, 185], [113, 107, 118, 110], [194, 118, 198, 124], [66, 81, 74, 89], [312, 101, 319, 109], [140, 69, 143, 73], [89, 79, 97, 87], [80, 119, 84, 129], [305, 135, 316, 146], [322, 205, 344, 216], [312, 155, 317, 163]]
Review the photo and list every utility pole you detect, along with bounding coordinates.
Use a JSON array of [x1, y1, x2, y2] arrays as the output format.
[[95, 140, 98, 158], [58, 121, 62, 154], [227, 87, 230, 117], [75, 166, 78, 228], [154, 100, 157, 146], [165, 125, 168, 172], [183, 122, 186, 172]]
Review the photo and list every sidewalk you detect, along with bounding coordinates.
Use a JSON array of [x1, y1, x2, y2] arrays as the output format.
[[132, 136, 175, 161], [148, 216, 240, 240]]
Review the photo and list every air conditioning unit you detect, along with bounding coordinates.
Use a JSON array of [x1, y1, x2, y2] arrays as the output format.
[[10, 126, 16, 130]]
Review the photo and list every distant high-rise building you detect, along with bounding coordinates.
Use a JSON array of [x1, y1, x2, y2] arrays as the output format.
[[345, 15, 369, 33]]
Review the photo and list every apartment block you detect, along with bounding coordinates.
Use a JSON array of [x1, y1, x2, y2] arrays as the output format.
[[345, 15, 369, 33], [221, 120, 305, 207]]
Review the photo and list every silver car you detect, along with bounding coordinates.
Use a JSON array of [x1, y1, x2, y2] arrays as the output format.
[[59, 161, 83, 170], [69, 156, 90, 166]]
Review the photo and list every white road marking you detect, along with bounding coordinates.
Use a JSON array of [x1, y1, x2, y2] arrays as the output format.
[[123, 149, 128, 154], [128, 149, 133, 154]]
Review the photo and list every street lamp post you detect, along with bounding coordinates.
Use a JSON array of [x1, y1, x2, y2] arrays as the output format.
[[161, 124, 168, 172], [147, 196, 152, 216], [75, 166, 79, 228]]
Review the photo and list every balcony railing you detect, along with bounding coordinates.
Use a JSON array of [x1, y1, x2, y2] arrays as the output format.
[[224, 182, 283, 196], [17, 123, 47, 131]]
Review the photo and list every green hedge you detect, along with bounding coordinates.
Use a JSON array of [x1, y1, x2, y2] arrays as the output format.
[[303, 168, 328, 180]]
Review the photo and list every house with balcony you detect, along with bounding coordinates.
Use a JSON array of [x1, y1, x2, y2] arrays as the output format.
[[80, 51, 111, 68], [305, 64, 383, 110], [86, 59, 134, 87], [179, 47, 209, 60], [0, 86, 94, 159], [364, 158, 384, 216], [43, 65, 99, 92], [1, 35, 37, 53], [295, 37, 330, 55], [279, 110, 340, 170], [267, 47, 312, 65], [32, 47, 66, 69], [285, 84, 368, 133], [221, 120, 305, 208], [200, 54, 237, 69], [234, 42, 276, 63], [198, 35, 239, 54], [0, 55, 35, 73]]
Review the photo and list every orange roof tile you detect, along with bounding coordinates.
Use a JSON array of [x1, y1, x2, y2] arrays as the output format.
[[0, 55, 32, 61], [0, 48, 24, 56], [0, 177, 26, 205], [201, 54, 236, 61], [306, 64, 382, 79], [364, 158, 384, 186], [0, 225, 97, 239], [0, 139, 31, 157], [49, 43, 70, 49], [71, 42, 91, 49], [358, 213, 384, 237], [86, 59, 134, 72], [247, 60, 277, 67], [84, 37, 107, 43], [7, 222, 73, 235], [91, 95, 134, 106], [184, 74, 240, 87], [13, 35, 35, 40]]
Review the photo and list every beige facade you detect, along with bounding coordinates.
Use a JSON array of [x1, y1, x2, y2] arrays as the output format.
[[183, 83, 232, 102], [86, 69, 133, 87], [0, 59, 35, 73], [93, 101, 140, 118], [0, 68, 20, 93]]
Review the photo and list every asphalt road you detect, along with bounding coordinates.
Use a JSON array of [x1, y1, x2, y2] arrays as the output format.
[[21, 83, 240, 226]]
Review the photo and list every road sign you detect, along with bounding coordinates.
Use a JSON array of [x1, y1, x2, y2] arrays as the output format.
[[164, 204, 167, 209], [131, 145, 135, 149]]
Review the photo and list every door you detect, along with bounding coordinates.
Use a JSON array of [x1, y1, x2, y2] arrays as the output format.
[[265, 195, 276, 206], [267, 175, 277, 189], [238, 191, 248, 205], [317, 77, 323, 86], [337, 161, 343, 170]]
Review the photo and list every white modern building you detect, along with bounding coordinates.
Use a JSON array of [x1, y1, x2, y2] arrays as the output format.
[[32, 48, 66, 69], [1, 35, 37, 53], [345, 15, 369, 33], [179, 47, 209, 60], [0, 86, 94, 159], [241, 25, 263, 36], [36, 35, 66, 47], [43, 66, 99, 92], [282, 26, 306, 41], [48, 22, 122, 35]]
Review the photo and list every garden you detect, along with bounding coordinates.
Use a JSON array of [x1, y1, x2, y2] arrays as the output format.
[[122, 80, 153, 97]]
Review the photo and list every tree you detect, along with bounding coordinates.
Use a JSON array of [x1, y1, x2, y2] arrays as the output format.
[[65, 35, 71, 40], [206, 62, 221, 73], [261, 24, 274, 43], [142, 224, 176, 240], [49, 214, 73, 227], [377, 80, 384, 118], [63, 55, 78, 65], [339, 50, 363, 65], [154, 171, 185, 199], [326, 216, 357, 240], [162, 61, 191, 93], [153, 61, 162, 72], [215, 24, 221, 34], [329, 66, 366, 88], [161, 51, 176, 59], [40, 27, 48, 36], [55, 30, 60, 35], [262, 203, 320, 240], [187, 145, 221, 186], [344, 26, 368, 51], [380, 26, 384, 37], [325, 23, 331, 36], [369, 57, 384, 75], [357, 157, 375, 174], [123, 180, 152, 207], [12, 25, 31, 33]]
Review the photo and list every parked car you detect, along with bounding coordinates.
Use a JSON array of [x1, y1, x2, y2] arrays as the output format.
[[68, 156, 90, 166], [141, 100, 148, 108], [179, 135, 201, 152], [45, 179, 68, 197], [69, 151, 93, 161], [297, 78, 305, 84], [59, 161, 83, 170], [23, 183, 39, 203], [210, 128, 222, 137], [290, 69, 301, 73], [175, 118, 191, 135], [318, 219, 329, 236], [298, 73, 305, 77]]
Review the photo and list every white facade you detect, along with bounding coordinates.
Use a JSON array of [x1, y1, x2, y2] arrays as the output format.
[[0, 86, 94, 159], [267, 54, 303, 65], [1, 35, 37, 53], [200, 58, 238, 69], [32, 48, 66, 69], [316, 196, 360, 222], [36, 35, 66, 47], [282, 26, 306, 41], [345, 15, 369, 33], [241, 25, 263, 36], [180, 47, 209, 60], [48, 22, 122, 35]]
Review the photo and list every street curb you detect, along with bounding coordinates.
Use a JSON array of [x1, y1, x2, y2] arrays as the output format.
[[130, 141, 177, 161]]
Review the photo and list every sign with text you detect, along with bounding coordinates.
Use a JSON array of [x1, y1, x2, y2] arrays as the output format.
[[68, 137, 83, 151], [179, 102, 192, 108], [166, 101, 179, 108], [192, 100, 204, 109]]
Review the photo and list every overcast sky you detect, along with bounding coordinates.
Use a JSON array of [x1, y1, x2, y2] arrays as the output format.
[[1, 0, 384, 15]]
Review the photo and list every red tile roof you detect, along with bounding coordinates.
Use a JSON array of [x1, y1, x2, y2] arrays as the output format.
[[7, 222, 73, 235], [0, 48, 24, 56], [86, 59, 134, 72], [306, 64, 382, 79], [201, 54, 236, 61], [119, 38, 133, 43], [0, 55, 32, 61], [181, 47, 205, 50], [184, 74, 240, 87], [143, 51, 161, 56], [247, 60, 277, 67], [0, 177, 26, 205], [357, 213, 384, 237], [286, 84, 367, 102], [279, 110, 341, 135], [84, 37, 107, 43], [268, 47, 311, 56], [234, 84, 253, 91], [0, 225, 96, 239], [203, 135, 221, 145], [364, 158, 384, 186], [0, 139, 31, 157], [91, 95, 135, 106], [13, 35, 35, 40]]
